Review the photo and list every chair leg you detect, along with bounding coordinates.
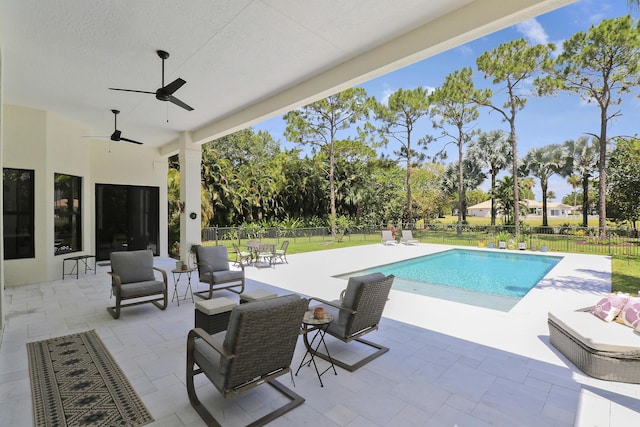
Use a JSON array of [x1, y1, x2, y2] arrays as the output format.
[[303, 334, 389, 372], [187, 347, 304, 427], [106, 297, 121, 319], [151, 289, 168, 310]]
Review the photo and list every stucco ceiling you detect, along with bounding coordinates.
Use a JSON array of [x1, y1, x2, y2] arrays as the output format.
[[0, 0, 574, 151]]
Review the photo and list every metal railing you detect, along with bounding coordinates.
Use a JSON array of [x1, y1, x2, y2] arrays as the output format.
[[200, 224, 639, 256]]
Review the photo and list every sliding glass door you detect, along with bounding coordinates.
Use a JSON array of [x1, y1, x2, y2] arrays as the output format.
[[95, 184, 159, 261]]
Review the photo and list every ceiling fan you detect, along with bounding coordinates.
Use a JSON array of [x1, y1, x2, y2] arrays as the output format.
[[107, 109, 142, 145], [109, 50, 194, 111]]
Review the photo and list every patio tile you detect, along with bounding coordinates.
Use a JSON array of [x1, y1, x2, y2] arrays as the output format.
[[1, 245, 638, 426]]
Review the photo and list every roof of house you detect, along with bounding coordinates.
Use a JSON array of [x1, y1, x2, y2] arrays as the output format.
[[467, 199, 574, 210]]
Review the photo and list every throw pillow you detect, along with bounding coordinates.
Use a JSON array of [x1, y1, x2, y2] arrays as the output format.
[[590, 294, 628, 322], [617, 297, 640, 328]]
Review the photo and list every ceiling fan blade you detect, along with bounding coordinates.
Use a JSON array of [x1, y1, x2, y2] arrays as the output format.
[[168, 95, 194, 111], [119, 137, 143, 145], [162, 78, 186, 95], [109, 88, 156, 95]]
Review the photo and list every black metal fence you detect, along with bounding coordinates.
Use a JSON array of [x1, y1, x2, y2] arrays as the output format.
[[201, 225, 382, 245], [201, 224, 639, 256]]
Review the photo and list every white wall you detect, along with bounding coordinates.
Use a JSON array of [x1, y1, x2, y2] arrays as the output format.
[[2, 105, 168, 286]]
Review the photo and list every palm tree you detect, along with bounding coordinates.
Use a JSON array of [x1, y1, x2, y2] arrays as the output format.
[[563, 137, 598, 227], [468, 130, 511, 225], [494, 175, 528, 226], [566, 174, 581, 207], [440, 158, 486, 220], [523, 144, 567, 227]]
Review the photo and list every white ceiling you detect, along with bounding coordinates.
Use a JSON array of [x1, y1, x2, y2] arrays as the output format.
[[0, 0, 574, 151]]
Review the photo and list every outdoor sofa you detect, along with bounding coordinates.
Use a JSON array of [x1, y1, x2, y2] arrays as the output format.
[[548, 299, 640, 384]]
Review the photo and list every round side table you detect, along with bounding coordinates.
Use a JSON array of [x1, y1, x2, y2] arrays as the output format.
[[296, 310, 337, 387]]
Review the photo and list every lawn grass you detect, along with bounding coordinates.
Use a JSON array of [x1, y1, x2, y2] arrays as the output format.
[[436, 215, 601, 227], [612, 254, 640, 295]]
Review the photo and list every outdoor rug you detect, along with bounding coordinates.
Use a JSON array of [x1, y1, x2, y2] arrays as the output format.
[[27, 330, 153, 427]]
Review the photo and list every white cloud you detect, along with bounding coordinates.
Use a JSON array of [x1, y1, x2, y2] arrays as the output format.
[[380, 88, 394, 105], [516, 19, 550, 45], [457, 45, 473, 57], [378, 85, 435, 105], [423, 85, 436, 96]]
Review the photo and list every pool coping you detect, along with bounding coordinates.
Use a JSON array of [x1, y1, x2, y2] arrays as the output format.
[[244, 243, 612, 365]]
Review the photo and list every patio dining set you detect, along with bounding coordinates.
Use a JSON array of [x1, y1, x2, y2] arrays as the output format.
[[233, 240, 289, 267]]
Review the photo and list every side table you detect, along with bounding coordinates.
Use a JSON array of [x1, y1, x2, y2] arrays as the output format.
[[171, 268, 195, 305], [296, 310, 337, 387], [62, 254, 96, 279], [194, 297, 236, 334]]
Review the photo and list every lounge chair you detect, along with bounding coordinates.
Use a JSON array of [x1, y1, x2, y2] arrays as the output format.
[[381, 230, 397, 245], [400, 230, 419, 245], [307, 272, 394, 371], [187, 294, 308, 426], [107, 249, 168, 319], [194, 245, 245, 299]]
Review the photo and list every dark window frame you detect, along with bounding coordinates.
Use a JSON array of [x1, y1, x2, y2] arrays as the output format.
[[54, 173, 82, 255], [3, 168, 35, 259]]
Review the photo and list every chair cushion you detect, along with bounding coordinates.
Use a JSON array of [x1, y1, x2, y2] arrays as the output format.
[[118, 280, 165, 298], [193, 331, 227, 391], [342, 273, 386, 309], [549, 310, 640, 353], [110, 250, 155, 284], [197, 246, 230, 273], [316, 299, 346, 337], [240, 289, 278, 302], [200, 270, 243, 285], [196, 297, 237, 315]]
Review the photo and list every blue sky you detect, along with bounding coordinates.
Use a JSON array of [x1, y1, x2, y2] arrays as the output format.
[[254, 0, 639, 202]]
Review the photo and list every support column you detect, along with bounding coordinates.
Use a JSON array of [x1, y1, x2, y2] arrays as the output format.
[[178, 132, 202, 264]]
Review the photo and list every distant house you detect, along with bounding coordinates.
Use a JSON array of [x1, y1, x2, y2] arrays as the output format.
[[466, 200, 494, 217], [467, 199, 573, 219]]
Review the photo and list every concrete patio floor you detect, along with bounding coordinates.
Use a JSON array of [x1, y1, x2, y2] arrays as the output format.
[[1, 243, 639, 426]]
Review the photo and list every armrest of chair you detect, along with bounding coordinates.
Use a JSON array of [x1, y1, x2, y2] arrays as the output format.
[[153, 266, 168, 286], [108, 271, 122, 294], [187, 327, 235, 361], [308, 296, 356, 315]]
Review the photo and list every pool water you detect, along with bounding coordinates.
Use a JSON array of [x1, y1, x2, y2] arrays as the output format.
[[336, 249, 562, 311]]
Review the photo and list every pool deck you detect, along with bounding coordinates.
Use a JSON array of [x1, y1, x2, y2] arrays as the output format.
[[244, 243, 640, 425], [1, 243, 639, 426]]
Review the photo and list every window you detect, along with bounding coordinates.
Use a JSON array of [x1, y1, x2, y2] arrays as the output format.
[[3, 168, 35, 259], [54, 173, 82, 254]]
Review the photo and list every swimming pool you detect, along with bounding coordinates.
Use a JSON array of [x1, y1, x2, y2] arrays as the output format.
[[336, 249, 562, 311]]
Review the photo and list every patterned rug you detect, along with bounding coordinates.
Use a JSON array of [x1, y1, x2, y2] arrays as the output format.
[[27, 330, 154, 427]]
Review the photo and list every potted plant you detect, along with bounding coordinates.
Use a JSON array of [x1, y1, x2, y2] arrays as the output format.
[[496, 232, 511, 249], [517, 235, 527, 250]]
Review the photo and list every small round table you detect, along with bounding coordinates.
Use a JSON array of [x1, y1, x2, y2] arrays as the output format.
[[171, 268, 195, 305], [296, 310, 337, 387]]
